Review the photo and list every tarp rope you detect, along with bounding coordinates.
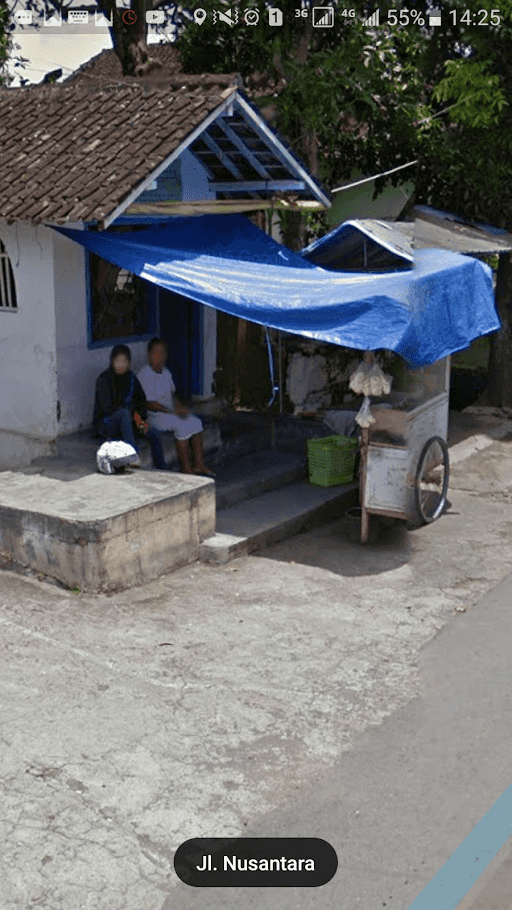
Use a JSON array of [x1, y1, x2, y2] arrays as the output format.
[[265, 327, 280, 408]]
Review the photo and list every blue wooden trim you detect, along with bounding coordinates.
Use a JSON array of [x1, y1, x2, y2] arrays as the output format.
[[215, 117, 271, 178], [191, 301, 202, 395], [109, 215, 179, 227], [233, 94, 332, 207], [85, 242, 93, 347], [208, 180, 306, 192]]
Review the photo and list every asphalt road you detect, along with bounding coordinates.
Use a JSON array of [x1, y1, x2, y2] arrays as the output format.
[[1, 420, 512, 910]]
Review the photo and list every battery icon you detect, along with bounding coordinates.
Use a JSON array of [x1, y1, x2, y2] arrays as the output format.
[[428, 9, 442, 26]]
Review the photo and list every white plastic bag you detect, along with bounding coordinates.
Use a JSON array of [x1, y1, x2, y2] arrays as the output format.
[[96, 440, 138, 475], [349, 361, 370, 395], [349, 360, 392, 397], [355, 396, 376, 428]]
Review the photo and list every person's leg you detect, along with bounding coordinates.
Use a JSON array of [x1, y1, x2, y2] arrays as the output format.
[[146, 426, 167, 470], [113, 407, 138, 449], [175, 438, 193, 473], [190, 432, 216, 476], [97, 416, 113, 439], [153, 412, 196, 474], [173, 413, 215, 476]]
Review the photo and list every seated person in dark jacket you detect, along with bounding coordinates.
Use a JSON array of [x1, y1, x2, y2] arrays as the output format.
[[93, 344, 166, 470]]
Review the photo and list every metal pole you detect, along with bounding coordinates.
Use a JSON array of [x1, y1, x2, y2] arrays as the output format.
[[360, 350, 374, 544], [278, 330, 283, 414]]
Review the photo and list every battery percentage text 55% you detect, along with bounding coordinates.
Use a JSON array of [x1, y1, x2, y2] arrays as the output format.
[[387, 10, 426, 24]]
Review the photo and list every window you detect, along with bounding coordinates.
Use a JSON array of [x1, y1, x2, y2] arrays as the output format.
[[88, 252, 156, 345], [0, 240, 17, 311]]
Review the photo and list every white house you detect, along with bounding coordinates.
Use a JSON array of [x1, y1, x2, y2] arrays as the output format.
[[0, 68, 330, 468]]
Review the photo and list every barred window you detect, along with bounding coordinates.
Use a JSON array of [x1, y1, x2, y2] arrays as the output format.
[[0, 240, 17, 311]]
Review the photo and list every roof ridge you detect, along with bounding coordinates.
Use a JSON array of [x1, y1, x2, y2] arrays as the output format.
[[1, 76, 242, 95]]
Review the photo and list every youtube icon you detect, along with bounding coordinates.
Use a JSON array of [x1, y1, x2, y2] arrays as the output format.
[[146, 9, 165, 24]]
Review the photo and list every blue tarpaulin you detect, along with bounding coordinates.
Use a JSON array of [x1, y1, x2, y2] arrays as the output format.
[[56, 214, 499, 368]]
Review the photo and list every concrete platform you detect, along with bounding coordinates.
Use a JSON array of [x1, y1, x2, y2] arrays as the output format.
[[26, 422, 222, 479], [0, 470, 214, 593], [4, 413, 358, 586]]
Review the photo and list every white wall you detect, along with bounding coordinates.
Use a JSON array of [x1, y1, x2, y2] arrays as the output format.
[[327, 179, 415, 227], [0, 220, 59, 466], [53, 230, 150, 434], [43, 150, 220, 437]]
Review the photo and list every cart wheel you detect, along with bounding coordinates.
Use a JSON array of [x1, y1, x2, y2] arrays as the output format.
[[413, 436, 449, 525]]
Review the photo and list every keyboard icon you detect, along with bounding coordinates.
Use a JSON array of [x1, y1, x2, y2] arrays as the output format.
[[68, 10, 89, 24]]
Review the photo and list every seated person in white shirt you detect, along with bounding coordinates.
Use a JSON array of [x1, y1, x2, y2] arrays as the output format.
[[137, 338, 216, 477]]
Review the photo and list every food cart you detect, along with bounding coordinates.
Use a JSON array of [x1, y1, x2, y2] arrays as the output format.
[[358, 350, 450, 542]]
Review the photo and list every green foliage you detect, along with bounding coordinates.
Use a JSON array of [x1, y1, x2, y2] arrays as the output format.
[[433, 59, 508, 128], [175, 0, 512, 234], [0, 3, 11, 84], [414, 0, 512, 228], [176, 2, 431, 244]]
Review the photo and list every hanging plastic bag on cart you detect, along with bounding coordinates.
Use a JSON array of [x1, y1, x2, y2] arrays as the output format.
[[349, 361, 369, 395], [355, 396, 376, 428], [350, 360, 392, 397], [367, 362, 392, 396]]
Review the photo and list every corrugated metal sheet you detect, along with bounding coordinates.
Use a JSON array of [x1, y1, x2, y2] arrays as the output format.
[[302, 219, 413, 271], [400, 206, 512, 255]]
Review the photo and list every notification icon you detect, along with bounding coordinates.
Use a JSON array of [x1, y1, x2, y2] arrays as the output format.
[[146, 9, 164, 23], [14, 10, 33, 24], [268, 8, 283, 25]]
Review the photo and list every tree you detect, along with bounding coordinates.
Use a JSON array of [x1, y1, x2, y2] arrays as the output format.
[[413, 0, 512, 406], [176, 1, 429, 247], [0, 2, 12, 84], [176, 0, 512, 402]]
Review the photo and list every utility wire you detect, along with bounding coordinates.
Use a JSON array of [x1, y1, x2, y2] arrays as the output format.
[[332, 93, 480, 193]]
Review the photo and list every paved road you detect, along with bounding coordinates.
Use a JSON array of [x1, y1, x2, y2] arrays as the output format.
[[0, 420, 512, 909]]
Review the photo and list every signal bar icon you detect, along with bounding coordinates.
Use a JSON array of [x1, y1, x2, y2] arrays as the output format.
[[363, 8, 379, 26]]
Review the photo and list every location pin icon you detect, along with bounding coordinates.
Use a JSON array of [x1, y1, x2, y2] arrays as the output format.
[[194, 8, 207, 24]]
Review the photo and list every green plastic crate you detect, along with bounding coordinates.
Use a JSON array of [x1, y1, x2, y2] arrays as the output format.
[[307, 435, 358, 487]]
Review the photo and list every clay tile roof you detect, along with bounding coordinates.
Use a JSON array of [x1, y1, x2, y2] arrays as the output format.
[[0, 78, 240, 224], [65, 44, 184, 82]]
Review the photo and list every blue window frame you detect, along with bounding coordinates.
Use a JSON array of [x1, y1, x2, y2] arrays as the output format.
[[86, 247, 158, 350]]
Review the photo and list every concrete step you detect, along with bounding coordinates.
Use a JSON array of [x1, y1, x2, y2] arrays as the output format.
[[200, 478, 359, 564], [214, 450, 306, 510]]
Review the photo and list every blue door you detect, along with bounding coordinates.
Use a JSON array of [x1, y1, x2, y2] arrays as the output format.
[[159, 289, 202, 400]]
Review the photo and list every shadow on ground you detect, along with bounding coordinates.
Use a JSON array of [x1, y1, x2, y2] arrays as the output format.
[[256, 511, 414, 578]]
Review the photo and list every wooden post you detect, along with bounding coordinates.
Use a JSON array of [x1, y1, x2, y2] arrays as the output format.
[[360, 427, 370, 543], [233, 318, 248, 407]]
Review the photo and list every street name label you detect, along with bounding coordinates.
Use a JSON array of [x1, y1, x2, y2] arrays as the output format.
[[174, 837, 338, 887]]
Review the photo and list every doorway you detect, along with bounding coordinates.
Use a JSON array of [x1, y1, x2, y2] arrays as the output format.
[[159, 289, 202, 400]]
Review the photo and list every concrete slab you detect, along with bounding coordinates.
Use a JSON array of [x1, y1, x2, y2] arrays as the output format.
[[449, 436, 512, 494], [201, 479, 359, 563], [0, 471, 215, 593]]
